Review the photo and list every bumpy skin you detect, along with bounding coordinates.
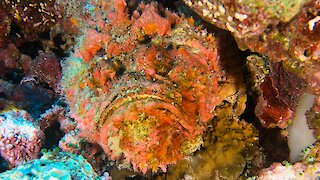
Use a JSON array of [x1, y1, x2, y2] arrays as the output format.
[[0, 150, 98, 179], [0, 108, 45, 168], [62, 0, 223, 173], [183, 0, 320, 94]]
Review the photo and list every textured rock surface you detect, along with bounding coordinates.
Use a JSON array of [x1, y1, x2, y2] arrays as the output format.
[[183, 0, 320, 94]]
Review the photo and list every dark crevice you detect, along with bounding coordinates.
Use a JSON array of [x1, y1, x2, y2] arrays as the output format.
[[39, 31, 50, 40], [52, 34, 69, 58], [18, 41, 43, 58], [0, 156, 8, 173], [43, 121, 65, 150], [9, 22, 22, 39]]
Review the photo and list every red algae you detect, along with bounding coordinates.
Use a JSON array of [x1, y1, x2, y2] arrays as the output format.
[[26, 52, 62, 90], [62, 0, 222, 173]]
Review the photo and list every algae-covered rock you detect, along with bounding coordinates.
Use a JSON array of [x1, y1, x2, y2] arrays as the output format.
[[184, 0, 320, 94], [161, 117, 261, 180]]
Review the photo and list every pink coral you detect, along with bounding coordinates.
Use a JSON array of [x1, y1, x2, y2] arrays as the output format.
[[0, 108, 45, 168], [257, 162, 320, 179]]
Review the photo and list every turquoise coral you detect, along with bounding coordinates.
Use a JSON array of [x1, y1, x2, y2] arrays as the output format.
[[0, 150, 98, 180]]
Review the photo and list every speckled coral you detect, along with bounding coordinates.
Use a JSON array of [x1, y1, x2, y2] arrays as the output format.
[[62, 0, 223, 174], [0, 108, 45, 168], [256, 162, 320, 180]]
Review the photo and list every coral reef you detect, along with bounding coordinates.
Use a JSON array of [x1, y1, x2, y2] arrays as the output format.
[[59, 130, 82, 153], [183, 0, 307, 37], [59, 132, 110, 175], [254, 139, 320, 179], [0, 108, 44, 168], [12, 81, 58, 118], [0, 150, 99, 179], [183, 0, 320, 94], [0, 43, 20, 78], [0, 0, 318, 178]]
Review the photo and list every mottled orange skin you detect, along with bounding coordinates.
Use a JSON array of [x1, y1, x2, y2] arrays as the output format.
[[63, 0, 222, 174]]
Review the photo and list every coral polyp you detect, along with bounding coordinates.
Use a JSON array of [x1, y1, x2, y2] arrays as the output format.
[[62, 0, 222, 173]]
